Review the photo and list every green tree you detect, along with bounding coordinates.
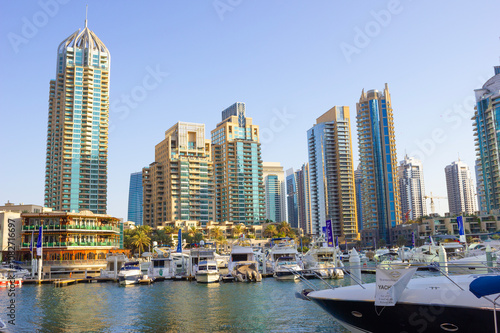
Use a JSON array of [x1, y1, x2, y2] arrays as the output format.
[[233, 224, 244, 237], [278, 221, 292, 236], [264, 225, 277, 238], [131, 231, 151, 256]]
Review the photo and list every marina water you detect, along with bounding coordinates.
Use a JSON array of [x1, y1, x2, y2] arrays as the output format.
[[1, 277, 365, 332]]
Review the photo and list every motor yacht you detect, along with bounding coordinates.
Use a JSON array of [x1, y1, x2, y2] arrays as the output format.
[[117, 261, 142, 285], [148, 247, 175, 279], [195, 260, 220, 283], [0, 268, 23, 287], [304, 271, 500, 333], [226, 238, 262, 282], [302, 238, 344, 279], [267, 238, 303, 280], [100, 253, 128, 279]]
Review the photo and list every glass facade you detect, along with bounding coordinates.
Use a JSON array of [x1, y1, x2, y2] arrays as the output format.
[[212, 103, 265, 225], [357, 86, 401, 243], [127, 172, 143, 225], [473, 65, 500, 213], [44, 23, 110, 214], [308, 106, 358, 240]]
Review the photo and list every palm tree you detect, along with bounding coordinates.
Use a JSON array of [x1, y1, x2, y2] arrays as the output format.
[[264, 225, 277, 238], [132, 231, 151, 257], [278, 221, 292, 236], [211, 226, 222, 239], [188, 226, 197, 238], [233, 224, 244, 238], [137, 225, 153, 236], [164, 226, 174, 235]]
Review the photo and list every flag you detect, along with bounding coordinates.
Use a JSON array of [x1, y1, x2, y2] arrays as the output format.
[[325, 220, 334, 247], [29, 231, 34, 254], [411, 231, 415, 247], [36, 226, 43, 257], [335, 236, 339, 248], [176, 228, 182, 253], [457, 216, 466, 243]]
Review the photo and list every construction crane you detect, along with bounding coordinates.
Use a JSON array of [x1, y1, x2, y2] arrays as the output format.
[[404, 209, 411, 223], [424, 192, 447, 214]]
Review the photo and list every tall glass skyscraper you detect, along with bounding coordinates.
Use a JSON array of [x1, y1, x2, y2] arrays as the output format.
[[445, 160, 477, 216], [308, 106, 358, 241], [286, 164, 312, 233], [473, 63, 500, 213], [44, 19, 110, 214], [357, 84, 401, 244], [211, 103, 265, 225], [127, 172, 143, 225], [286, 169, 299, 228], [263, 162, 286, 223]]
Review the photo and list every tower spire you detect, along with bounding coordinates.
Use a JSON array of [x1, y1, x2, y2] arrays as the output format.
[[85, 4, 88, 28]]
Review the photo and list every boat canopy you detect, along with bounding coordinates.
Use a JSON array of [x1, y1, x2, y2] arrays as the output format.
[[469, 276, 500, 298]]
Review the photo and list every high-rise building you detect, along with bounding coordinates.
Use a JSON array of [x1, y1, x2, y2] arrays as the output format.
[[44, 19, 110, 214], [211, 103, 265, 225], [445, 160, 477, 216], [127, 172, 143, 225], [472, 63, 500, 213], [143, 122, 214, 227], [475, 159, 487, 213], [398, 155, 427, 221], [354, 165, 363, 232], [263, 162, 286, 223], [286, 164, 312, 233], [357, 84, 401, 243], [286, 168, 299, 228], [307, 106, 358, 241]]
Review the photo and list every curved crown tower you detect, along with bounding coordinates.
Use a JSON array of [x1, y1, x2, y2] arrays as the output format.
[[44, 19, 110, 214]]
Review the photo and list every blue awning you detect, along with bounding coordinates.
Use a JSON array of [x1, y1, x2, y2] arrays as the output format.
[[469, 276, 500, 298]]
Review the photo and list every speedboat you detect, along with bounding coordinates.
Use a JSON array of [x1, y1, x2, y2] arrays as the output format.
[[195, 260, 220, 283], [304, 271, 500, 333], [267, 238, 303, 280], [117, 261, 142, 285], [0, 262, 30, 279], [0, 268, 23, 288]]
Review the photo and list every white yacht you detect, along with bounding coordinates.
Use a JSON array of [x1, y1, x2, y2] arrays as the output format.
[[148, 247, 175, 279], [302, 238, 344, 279], [195, 260, 220, 283], [188, 242, 218, 279], [117, 261, 142, 285], [267, 238, 303, 280], [100, 253, 128, 279], [227, 239, 262, 282], [304, 272, 500, 333]]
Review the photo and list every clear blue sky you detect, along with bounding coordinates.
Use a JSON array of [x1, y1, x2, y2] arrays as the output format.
[[1, 1, 499, 219]]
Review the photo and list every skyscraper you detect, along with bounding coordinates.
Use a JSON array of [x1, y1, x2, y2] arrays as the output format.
[[357, 84, 401, 243], [445, 160, 477, 216], [354, 165, 363, 232], [127, 172, 143, 225], [398, 155, 427, 221], [44, 19, 110, 214], [143, 122, 214, 227], [263, 162, 286, 223], [286, 168, 299, 228], [307, 106, 358, 241], [475, 159, 487, 213], [472, 63, 500, 213], [211, 103, 265, 225]]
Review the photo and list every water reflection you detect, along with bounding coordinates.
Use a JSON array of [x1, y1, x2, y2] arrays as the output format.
[[1, 279, 350, 332]]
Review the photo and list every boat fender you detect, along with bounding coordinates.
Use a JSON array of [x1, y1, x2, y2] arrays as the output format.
[[153, 252, 158, 258]]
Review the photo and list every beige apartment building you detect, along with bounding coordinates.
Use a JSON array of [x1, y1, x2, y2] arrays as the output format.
[[143, 122, 214, 227]]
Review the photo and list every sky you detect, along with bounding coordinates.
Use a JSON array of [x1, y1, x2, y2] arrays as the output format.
[[1, 0, 499, 220]]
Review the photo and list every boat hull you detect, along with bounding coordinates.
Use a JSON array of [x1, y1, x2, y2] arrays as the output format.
[[195, 272, 220, 283], [0, 278, 22, 288], [311, 298, 500, 333], [118, 273, 142, 285], [274, 270, 299, 280]]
